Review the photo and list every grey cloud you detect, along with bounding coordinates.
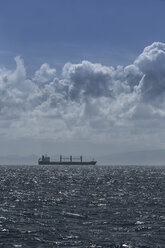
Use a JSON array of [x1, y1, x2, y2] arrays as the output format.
[[124, 65, 143, 89], [1, 42, 165, 141], [63, 61, 115, 100]]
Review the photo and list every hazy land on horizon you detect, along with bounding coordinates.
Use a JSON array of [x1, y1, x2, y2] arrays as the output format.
[[1, 149, 165, 166]]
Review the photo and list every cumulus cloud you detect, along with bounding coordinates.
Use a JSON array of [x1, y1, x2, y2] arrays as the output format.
[[33, 63, 56, 85], [1, 42, 165, 143], [63, 61, 115, 100], [135, 42, 165, 104]]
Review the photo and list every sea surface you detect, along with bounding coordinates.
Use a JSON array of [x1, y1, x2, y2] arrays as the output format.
[[0, 165, 164, 248]]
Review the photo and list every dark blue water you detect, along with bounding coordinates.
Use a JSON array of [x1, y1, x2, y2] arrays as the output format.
[[0, 165, 164, 248]]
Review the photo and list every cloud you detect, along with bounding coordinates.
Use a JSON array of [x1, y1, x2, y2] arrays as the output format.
[[1, 42, 165, 144], [63, 61, 115, 100], [33, 63, 56, 85], [135, 42, 165, 104]]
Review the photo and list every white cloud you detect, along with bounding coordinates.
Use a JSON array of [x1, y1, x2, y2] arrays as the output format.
[[135, 42, 165, 104], [1, 42, 165, 148], [33, 63, 56, 85]]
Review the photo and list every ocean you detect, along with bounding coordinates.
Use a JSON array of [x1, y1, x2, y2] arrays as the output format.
[[0, 165, 164, 248]]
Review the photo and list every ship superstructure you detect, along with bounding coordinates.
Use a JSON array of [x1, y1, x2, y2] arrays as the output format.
[[38, 154, 97, 165]]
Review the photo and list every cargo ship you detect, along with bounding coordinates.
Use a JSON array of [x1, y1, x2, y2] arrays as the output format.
[[38, 154, 97, 165]]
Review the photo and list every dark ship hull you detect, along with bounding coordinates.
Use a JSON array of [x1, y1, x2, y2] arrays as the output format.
[[38, 155, 97, 165], [38, 161, 96, 165]]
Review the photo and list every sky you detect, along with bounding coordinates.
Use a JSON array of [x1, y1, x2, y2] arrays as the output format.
[[1, 0, 165, 158]]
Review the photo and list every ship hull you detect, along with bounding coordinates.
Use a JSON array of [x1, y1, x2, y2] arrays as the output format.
[[38, 161, 97, 165]]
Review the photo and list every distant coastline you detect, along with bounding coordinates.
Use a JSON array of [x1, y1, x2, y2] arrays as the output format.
[[0, 149, 165, 165]]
